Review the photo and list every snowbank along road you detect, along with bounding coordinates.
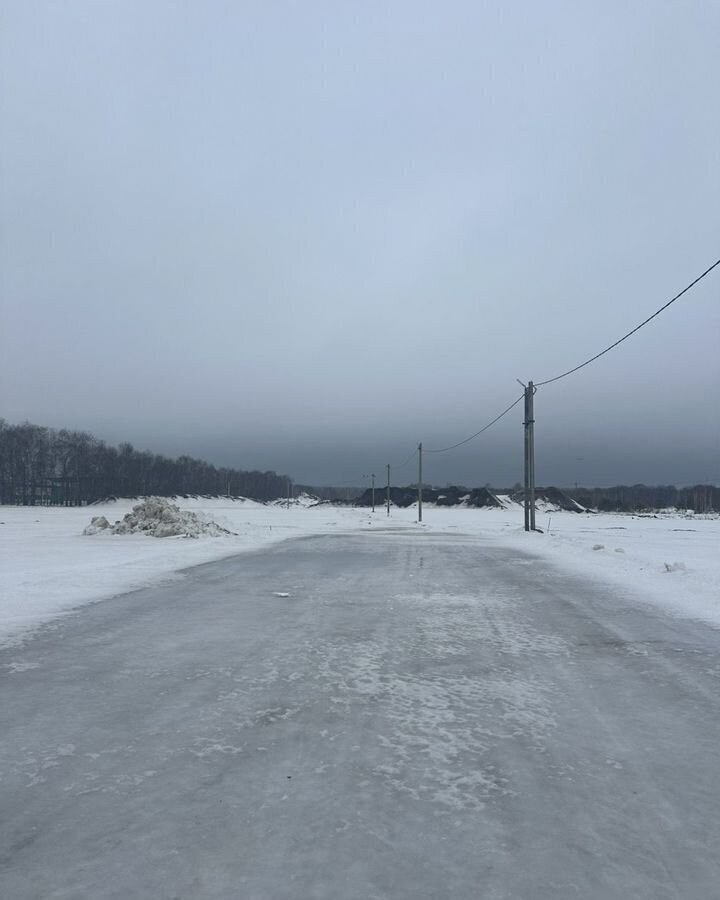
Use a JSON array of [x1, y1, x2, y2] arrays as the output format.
[[1, 531, 719, 899]]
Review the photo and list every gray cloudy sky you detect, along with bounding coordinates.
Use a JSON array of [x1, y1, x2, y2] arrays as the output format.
[[1, 1, 718, 487]]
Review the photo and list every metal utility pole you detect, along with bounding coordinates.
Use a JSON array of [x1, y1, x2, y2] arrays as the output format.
[[528, 381, 536, 531], [417, 442, 423, 523], [523, 386, 530, 532], [522, 382, 536, 531], [371, 473, 376, 513], [386, 464, 391, 517]]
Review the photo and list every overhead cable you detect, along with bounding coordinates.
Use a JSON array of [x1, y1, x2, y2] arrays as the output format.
[[536, 257, 720, 387], [390, 447, 419, 470], [424, 394, 524, 454]]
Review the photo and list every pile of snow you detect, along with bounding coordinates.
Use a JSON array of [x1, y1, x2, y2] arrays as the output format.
[[83, 497, 234, 539], [270, 492, 319, 509]]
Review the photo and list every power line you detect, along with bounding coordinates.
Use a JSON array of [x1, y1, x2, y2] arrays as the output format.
[[536, 257, 720, 387], [390, 447, 419, 470], [329, 453, 418, 487], [424, 394, 524, 454], [337, 255, 719, 488]]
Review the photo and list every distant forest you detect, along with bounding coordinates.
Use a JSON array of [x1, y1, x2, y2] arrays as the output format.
[[0, 421, 290, 505]]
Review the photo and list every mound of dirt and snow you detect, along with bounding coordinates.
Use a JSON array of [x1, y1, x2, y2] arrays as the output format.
[[354, 485, 508, 509], [83, 497, 235, 538], [269, 492, 320, 508], [508, 486, 589, 513]]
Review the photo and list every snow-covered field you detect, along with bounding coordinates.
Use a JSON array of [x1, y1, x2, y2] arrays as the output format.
[[1, 496, 718, 645]]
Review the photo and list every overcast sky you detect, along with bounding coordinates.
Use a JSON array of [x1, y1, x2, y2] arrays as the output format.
[[2, 1, 718, 487]]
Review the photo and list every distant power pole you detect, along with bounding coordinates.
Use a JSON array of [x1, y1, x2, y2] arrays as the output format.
[[417, 442, 423, 523], [371, 473, 376, 513], [287, 478, 293, 509], [386, 464, 391, 517], [574, 458, 584, 494]]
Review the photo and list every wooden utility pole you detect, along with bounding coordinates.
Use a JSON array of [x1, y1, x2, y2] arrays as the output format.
[[386, 464, 391, 516], [417, 442, 423, 523], [371, 473, 376, 513]]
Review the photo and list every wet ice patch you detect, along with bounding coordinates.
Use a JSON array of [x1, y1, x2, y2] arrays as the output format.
[[3, 659, 41, 673]]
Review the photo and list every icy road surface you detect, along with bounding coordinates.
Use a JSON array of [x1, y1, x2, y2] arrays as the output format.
[[1, 532, 719, 899]]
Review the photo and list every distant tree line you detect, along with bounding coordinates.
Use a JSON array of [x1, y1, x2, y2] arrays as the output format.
[[566, 483, 718, 513], [0, 420, 290, 505]]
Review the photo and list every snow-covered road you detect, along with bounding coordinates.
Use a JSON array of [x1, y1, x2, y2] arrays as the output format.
[[2, 532, 719, 899]]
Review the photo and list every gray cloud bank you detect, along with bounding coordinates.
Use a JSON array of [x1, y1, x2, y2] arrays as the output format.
[[2, 1, 718, 487]]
